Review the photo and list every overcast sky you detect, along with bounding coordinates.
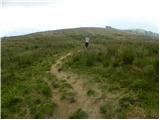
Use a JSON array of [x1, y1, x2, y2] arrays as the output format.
[[0, 0, 159, 36]]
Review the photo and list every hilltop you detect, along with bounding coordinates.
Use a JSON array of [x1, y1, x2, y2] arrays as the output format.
[[1, 27, 159, 118], [2, 27, 158, 39]]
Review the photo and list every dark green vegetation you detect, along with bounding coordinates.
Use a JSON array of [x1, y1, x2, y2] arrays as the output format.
[[69, 108, 88, 119], [1, 27, 159, 118]]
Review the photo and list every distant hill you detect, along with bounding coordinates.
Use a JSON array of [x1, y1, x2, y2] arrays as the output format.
[[2, 27, 159, 40], [125, 28, 159, 38], [14, 27, 158, 42]]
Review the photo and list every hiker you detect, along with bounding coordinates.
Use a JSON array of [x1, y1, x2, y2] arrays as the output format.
[[85, 37, 90, 48]]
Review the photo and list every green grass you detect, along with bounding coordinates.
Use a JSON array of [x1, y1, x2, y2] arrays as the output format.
[[30, 100, 56, 118], [100, 101, 115, 118], [69, 108, 88, 119], [1, 27, 159, 118], [1, 33, 80, 118], [62, 37, 159, 118]]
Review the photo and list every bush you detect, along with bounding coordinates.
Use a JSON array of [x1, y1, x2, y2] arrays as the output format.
[[102, 60, 110, 67], [100, 101, 115, 118], [37, 81, 51, 97], [7, 96, 23, 107], [112, 58, 121, 67], [87, 89, 96, 96], [119, 95, 136, 109], [130, 79, 150, 91], [121, 49, 134, 65], [72, 55, 80, 63], [69, 108, 88, 119], [143, 65, 155, 80], [86, 57, 94, 66], [154, 59, 159, 81], [61, 91, 76, 103], [60, 80, 73, 89], [52, 80, 61, 88], [31, 100, 56, 118]]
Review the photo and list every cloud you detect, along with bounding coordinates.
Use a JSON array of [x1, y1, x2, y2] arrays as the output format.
[[2, 0, 58, 7], [0, 0, 159, 36]]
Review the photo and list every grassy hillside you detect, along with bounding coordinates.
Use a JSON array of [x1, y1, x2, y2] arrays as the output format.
[[1, 27, 159, 118]]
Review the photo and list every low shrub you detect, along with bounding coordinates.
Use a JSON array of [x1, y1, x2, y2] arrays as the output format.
[[30, 100, 56, 118], [69, 108, 88, 119], [87, 89, 96, 96], [130, 79, 150, 91], [119, 95, 136, 109], [61, 90, 76, 103], [121, 49, 134, 65], [100, 101, 115, 118]]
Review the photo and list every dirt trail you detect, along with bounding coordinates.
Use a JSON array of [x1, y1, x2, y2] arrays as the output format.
[[49, 51, 102, 118]]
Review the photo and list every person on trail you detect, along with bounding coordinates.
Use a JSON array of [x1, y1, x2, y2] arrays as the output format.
[[85, 37, 90, 48]]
